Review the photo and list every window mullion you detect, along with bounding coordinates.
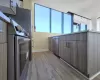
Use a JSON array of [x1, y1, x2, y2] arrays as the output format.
[[50, 8, 51, 33], [62, 12, 64, 34]]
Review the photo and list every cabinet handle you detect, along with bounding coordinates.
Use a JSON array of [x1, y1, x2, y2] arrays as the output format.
[[66, 42, 68, 47], [66, 42, 70, 48], [68, 42, 70, 48]]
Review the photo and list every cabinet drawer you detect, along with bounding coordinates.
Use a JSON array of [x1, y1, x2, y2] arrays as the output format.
[[0, 20, 7, 43]]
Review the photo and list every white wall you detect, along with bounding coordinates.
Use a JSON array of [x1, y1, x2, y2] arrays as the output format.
[[97, 18, 100, 31], [74, 15, 92, 31]]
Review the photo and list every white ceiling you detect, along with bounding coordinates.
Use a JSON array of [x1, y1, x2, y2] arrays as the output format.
[[34, 0, 100, 19]]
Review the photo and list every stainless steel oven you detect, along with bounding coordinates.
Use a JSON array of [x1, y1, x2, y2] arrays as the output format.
[[8, 35, 30, 80], [15, 36, 30, 80], [7, 19, 30, 80]]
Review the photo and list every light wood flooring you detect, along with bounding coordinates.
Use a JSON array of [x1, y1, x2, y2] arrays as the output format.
[[27, 51, 100, 80]]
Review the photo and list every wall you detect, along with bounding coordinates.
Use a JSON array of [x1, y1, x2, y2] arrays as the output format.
[[23, 0, 60, 52], [31, 2, 60, 52], [74, 15, 93, 31], [97, 18, 100, 31], [23, 0, 32, 10], [32, 32, 60, 52], [24, 0, 96, 52]]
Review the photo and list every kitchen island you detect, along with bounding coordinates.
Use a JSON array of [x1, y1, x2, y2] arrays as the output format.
[[49, 31, 100, 80]]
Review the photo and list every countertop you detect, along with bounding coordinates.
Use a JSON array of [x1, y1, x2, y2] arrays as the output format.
[[49, 30, 100, 37], [0, 11, 10, 23]]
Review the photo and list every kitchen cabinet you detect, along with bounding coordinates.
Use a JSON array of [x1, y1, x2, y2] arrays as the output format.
[[70, 41, 78, 68], [53, 37, 59, 57], [0, 0, 17, 15], [63, 41, 71, 64], [0, 20, 7, 43], [58, 32, 88, 76], [0, 20, 7, 80], [49, 36, 60, 57], [49, 31, 100, 78], [77, 41, 87, 75]]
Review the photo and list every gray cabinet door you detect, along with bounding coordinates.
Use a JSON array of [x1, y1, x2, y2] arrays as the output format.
[[70, 41, 78, 69], [63, 41, 71, 64], [77, 41, 87, 75], [0, 20, 7, 43], [97, 33, 100, 71], [59, 40, 64, 59], [54, 37, 59, 57]]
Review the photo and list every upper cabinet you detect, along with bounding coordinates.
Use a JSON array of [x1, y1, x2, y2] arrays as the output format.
[[0, 0, 23, 15]]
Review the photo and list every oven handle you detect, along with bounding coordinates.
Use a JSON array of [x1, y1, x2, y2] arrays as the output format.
[[23, 38, 30, 42], [19, 38, 30, 44]]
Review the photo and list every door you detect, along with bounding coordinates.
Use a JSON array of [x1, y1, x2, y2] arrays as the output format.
[[70, 41, 78, 69], [77, 41, 87, 75], [59, 39, 64, 59], [54, 37, 59, 57], [63, 41, 71, 64], [52, 37, 56, 54]]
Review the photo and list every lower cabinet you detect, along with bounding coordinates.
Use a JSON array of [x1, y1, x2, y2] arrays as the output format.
[[54, 37, 59, 57], [49, 32, 100, 78], [70, 41, 78, 69], [63, 41, 71, 64], [0, 43, 7, 80], [77, 41, 87, 75], [0, 20, 7, 80], [49, 37, 60, 57]]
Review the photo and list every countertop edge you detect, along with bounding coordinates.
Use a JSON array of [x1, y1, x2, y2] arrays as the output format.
[[49, 30, 100, 37], [0, 11, 10, 23]]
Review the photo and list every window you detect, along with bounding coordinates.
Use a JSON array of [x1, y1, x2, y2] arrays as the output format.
[[63, 13, 72, 34], [34, 4, 73, 34], [73, 23, 80, 32], [51, 10, 62, 33], [35, 4, 50, 32], [80, 23, 87, 31]]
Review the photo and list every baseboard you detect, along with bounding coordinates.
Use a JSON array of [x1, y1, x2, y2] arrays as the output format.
[[60, 58, 89, 80], [89, 71, 100, 80], [60, 58, 100, 80], [32, 49, 49, 52]]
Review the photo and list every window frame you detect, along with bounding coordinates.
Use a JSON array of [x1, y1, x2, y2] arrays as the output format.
[[34, 3, 89, 34]]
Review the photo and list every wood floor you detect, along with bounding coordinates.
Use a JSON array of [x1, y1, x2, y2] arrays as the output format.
[[27, 51, 100, 80]]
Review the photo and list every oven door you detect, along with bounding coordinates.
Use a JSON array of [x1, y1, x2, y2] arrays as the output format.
[[15, 36, 30, 80]]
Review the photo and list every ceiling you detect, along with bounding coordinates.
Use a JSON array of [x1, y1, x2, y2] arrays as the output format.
[[34, 0, 100, 19]]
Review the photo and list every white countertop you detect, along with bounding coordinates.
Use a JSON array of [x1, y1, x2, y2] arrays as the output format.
[[0, 11, 10, 23]]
